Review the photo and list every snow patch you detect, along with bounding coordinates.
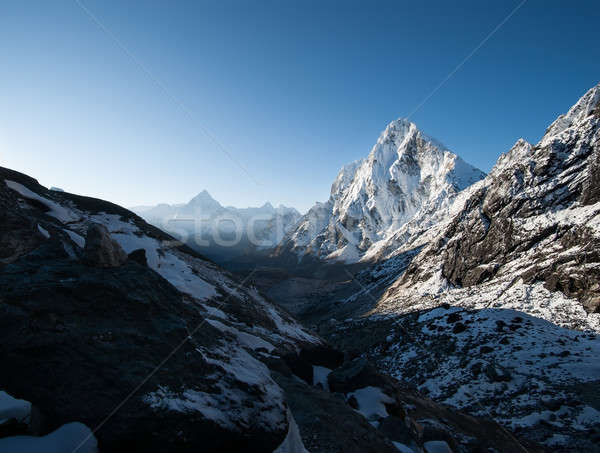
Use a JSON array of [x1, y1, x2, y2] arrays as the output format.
[[63, 229, 85, 248], [312, 366, 331, 391], [348, 386, 395, 421], [0, 391, 31, 424], [37, 224, 50, 239], [0, 422, 98, 453], [273, 410, 310, 453], [5, 180, 79, 223]]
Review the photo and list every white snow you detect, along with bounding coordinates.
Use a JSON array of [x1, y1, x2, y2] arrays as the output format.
[[0, 422, 98, 453], [393, 442, 416, 453], [37, 224, 50, 239], [366, 306, 600, 442], [75, 213, 218, 301], [5, 180, 79, 223], [312, 366, 331, 391], [423, 440, 453, 453], [347, 386, 395, 421], [131, 191, 302, 250], [279, 119, 485, 263], [0, 391, 31, 424], [144, 344, 287, 431], [206, 319, 276, 353], [272, 410, 310, 453], [247, 289, 319, 345], [63, 229, 85, 248], [201, 304, 228, 320]]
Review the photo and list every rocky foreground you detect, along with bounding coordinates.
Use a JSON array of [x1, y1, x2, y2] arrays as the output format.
[[0, 166, 539, 452]]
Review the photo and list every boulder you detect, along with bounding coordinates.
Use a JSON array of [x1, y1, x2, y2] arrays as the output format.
[[83, 223, 127, 268], [299, 345, 344, 369], [127, 248, 148, 267], [328, 357, 393, 394]]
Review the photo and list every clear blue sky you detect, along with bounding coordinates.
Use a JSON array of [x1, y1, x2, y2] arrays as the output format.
[[1, 0, 599, 212]]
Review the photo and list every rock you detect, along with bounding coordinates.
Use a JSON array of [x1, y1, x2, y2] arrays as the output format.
[[83, 223, 127, 268], [452, 322, 466, 334], [271, 371, 400, 453], [484, 364, 512, 382], [0, 419, 29, 439], [347, 395, 359, 409], [127, 248, 148, 266], [446, 312, 461, 324], [283, 353, 313, 384], [328, 358, 393, 394], [0, 166, 325, 452], [377, 416, 414, 446], [299, 345, 344, 369]]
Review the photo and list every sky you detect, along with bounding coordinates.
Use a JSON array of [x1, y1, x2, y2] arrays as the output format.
[[1, 0, 599, 213]]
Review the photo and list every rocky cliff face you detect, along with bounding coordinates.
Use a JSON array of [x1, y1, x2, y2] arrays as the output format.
[[439, 85, 600, 313], [275, 119, 485, 264], [376, 82, 600, 326]]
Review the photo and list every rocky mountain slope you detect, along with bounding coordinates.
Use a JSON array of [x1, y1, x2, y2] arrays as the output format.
[[275, 119, 485, 264], [0, 166, 536, 452], [325, 83, 600, 452], [132, 191, 301, 264], [375, 82, 600, 328], [0, 166, 318, 452]]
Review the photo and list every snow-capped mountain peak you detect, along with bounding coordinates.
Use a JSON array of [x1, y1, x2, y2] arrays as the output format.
[[542, 82, 600, 145], [187, 189, 223, 211], [276, 119, 486, 263]]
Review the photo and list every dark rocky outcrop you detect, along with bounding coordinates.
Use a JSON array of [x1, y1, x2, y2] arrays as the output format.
[[83, 223, 128, 268], [127, 248, 148, 266], [328, 357, 395, 394]]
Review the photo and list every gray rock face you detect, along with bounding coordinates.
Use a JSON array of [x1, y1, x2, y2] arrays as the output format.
[[379, 83, 600, 324], [83, 223, 128, 268], [438, 106, 600, 312]]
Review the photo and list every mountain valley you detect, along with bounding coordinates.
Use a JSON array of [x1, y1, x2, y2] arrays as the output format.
[[1, 82, 600, 452]]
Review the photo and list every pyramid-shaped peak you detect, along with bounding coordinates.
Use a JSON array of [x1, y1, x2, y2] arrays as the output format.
[[188, 190, 221, 208], [377, 118, 449, 152]]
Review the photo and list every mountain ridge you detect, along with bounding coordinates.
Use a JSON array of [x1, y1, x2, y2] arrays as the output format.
[[275, 118, 486, 264]]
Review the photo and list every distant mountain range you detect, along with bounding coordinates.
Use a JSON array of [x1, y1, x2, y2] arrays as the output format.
[[131, 192, 301, 263]]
